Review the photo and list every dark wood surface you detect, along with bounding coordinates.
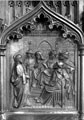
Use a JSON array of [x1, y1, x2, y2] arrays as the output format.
[[6, 114, 78, 120]]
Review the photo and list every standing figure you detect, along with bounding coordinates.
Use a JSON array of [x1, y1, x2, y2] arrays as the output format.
[[22, 49, 35, 106], [33, 51, 44, 87], [36, 51, 74, 107], [57, 52, 74, 100], [10, 54, 26, 108], [24, 49, 35, 90], [35, 50, 58, 106]]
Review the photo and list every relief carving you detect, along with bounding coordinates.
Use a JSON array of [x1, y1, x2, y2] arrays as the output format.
[[7, 6, 78, 109], [10, 39, 75, 108]]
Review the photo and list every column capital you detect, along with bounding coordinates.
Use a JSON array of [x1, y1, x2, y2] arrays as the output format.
[[16, 1, 22, 7], [0, 45, 6, 56], [8, 0, 15, 7], [79, 44, 84, 50], [79, 44, 84, 56]]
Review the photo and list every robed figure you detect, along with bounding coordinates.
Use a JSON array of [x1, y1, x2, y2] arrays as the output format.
[[10, 54, 26, 108]]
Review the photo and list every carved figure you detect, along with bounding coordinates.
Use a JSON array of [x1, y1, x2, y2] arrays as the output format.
[[57, 52, 74, 99], [35, 50, 59, 106], [24, 49, 35, 90], [35, 51, 74, 107], [10, 54, 26, 108], [33, 51, 44, 87], [10, 40, 75, 108]]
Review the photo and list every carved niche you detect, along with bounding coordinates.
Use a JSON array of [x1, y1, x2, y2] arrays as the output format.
[[1, 2, 81, 113]]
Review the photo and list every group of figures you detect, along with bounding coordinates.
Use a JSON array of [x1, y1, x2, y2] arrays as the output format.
[[10, 47, 75, 108]]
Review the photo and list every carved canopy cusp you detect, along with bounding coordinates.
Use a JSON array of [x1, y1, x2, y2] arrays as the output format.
[[6, 31, 23, 43], [48, 21, 79, 44], [19, 23, 35, 35], [34, 13, 51, 25]]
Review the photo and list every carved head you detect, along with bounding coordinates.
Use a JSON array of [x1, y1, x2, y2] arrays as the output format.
[[13, 54, 23, 63], [48, 50, 55, 60], [58, 52, 69, 62], [34, 51, 44, 61], [26, 49, 34, 58]]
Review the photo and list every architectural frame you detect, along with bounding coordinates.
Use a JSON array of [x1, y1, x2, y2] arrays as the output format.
[[0, 1, 84, 120]]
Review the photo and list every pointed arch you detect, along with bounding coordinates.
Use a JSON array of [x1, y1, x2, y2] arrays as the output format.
[[0, 1, 84, 45]]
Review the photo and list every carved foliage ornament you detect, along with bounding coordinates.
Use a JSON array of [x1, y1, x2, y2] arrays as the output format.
[[24, 1, 31, 7], [8, 0, 15, 7], [16, 1, 23, 7]]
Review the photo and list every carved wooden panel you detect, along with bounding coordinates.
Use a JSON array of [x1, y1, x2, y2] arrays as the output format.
[[0, 1, 82, 120], [6, 32, 77, 110]]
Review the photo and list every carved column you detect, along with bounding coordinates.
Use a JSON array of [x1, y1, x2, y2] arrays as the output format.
[[61, 1, 67, 16], [54, 1, 61, 14], [16, 1, 23, 18], [63, 1, 70, 19], [79, 44, 84, 120], [0, 45, 6, 113], [8, 0, 15, 24], [71, 1, 79, 24], [24, 1, 32, 14], [70, 1, 74, 22]]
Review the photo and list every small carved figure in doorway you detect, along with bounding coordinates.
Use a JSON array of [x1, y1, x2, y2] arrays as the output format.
[[24, 49, 35, 90], [33, 51, 44, 88], [22, 49, 35, 106]]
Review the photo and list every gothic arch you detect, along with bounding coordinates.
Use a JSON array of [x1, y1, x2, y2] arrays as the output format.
[[0, 1, 84, 45]]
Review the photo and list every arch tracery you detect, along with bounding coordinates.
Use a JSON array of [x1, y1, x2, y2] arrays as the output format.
[[1, 1, 83, 45]]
